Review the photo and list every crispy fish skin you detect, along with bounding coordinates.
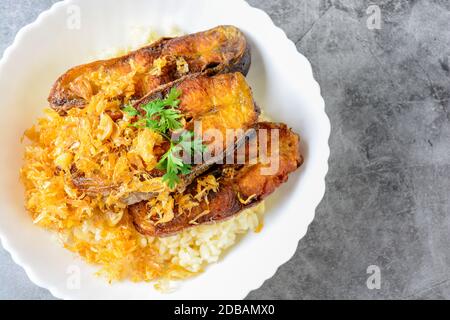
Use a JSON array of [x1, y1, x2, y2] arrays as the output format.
[[71, 72, 259, 203], [48, 25, 250, 113], [130, 122, 303, 237]]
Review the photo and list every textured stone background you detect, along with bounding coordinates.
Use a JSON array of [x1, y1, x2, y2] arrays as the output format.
[[0, 0, 449, 300]]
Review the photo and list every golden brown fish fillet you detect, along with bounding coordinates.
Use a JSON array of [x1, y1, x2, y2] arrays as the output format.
[[49, 25, 250, 114], [71, 72, 260, 201], [130, 122, 303, 237]]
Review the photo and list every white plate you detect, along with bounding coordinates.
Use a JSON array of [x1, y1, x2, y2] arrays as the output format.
[[0, 0, 329, 300]]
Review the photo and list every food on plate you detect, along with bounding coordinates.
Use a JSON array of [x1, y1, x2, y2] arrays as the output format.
[[20, 26, 303, 283], [131, 122, 303, 237], [70, 72, 260, 203], [49, 25, 250, 114]]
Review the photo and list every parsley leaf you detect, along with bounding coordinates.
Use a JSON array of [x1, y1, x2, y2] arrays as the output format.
[[123, 105, 139, 116], [164, 87, 182, 107], [177, 131, 207, 156], [122, 88, 183, 133], [157, 108, 183, 132], [161, 171, 180, 189], [156, 131, 205, 189], [123, 88, 206, 188]]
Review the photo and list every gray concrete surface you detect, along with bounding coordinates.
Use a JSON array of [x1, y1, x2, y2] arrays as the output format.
[[0, 0, 449, 300]]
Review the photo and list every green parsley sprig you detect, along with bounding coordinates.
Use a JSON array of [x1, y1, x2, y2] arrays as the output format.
[[123, 88, 205, 188], [123, 88, 183, 133], [156, 131, 206, 188]]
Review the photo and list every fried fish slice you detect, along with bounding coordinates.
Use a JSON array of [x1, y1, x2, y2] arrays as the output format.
[[49, 25, 250, 114], [130, 122, 303, 237], [72, 72, 260, 203]]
